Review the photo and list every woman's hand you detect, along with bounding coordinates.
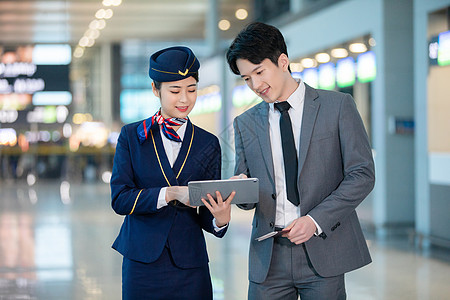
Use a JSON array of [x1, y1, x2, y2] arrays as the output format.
[[201, 190, 235, 227], [165, 186, 195, 207]]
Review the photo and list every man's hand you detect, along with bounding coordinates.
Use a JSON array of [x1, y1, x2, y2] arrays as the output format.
[[201, 190, 235, 227], [229, 173, 248, 180], [282, 216, 317, 245]]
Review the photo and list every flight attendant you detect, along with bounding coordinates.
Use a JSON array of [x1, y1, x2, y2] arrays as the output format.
[[110, 46, 233, 300]]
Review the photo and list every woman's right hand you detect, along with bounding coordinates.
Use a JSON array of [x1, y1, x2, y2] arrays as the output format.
[[165, 186, 193, 207], [201, 190, 235, 227]]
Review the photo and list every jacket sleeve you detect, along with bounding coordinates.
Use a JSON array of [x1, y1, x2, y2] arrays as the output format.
[[110, 126, 161, 216], [233, 117, 256, 211], [198, 137, 227, 238], [308, 94, 375, 235]]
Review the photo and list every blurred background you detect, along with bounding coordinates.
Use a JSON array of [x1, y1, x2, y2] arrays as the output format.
[[0, 0, 449, 299]]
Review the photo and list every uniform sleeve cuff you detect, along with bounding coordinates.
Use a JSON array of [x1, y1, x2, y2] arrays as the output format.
[[213, 218, 228, 232], [157, 187, 168, 209]]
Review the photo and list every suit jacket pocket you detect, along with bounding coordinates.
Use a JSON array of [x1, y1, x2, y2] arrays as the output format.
[[311, 131, 334, 142]]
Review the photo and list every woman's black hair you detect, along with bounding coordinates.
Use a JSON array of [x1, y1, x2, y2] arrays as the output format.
[[226, 22, 290, 75], [153, 73, 199, 90]]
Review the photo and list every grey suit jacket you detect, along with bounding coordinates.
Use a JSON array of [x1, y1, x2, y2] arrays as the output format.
[[233, 84, 375, 283]]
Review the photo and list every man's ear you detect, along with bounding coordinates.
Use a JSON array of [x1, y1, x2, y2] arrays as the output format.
[[151, 82, 160, 98], [278, 53, 290, 72]]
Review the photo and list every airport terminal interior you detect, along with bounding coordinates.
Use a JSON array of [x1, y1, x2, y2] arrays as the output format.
[[1, 0, 450, 299]]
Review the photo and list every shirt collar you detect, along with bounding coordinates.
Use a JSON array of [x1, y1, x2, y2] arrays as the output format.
[[269, 78, 305, 113]]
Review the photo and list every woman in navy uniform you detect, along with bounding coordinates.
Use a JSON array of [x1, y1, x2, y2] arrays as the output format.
[[110, 46, 233, 300]]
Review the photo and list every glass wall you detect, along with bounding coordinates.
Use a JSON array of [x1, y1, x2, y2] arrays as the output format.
[[289, 35, 375, 140]]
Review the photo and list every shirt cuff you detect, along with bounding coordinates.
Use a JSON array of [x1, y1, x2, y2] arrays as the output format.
[[157, 187, 168, 209], [306, 214, 323, 236], [213, 218, 228, 232]]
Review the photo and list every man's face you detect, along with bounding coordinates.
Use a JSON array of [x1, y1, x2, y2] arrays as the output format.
[[236, 54, 291, 103]]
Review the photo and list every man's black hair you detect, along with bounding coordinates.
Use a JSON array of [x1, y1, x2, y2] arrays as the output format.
[[226, 22, 289, 75]]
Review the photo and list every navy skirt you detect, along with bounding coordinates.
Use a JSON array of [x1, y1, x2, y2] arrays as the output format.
[[122, 246, 213, 300]]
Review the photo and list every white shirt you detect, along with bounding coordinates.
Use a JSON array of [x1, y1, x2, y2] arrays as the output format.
[[157, 122, 187, 209], [155, 122, 225, 231], [269, 79, 322, 233]]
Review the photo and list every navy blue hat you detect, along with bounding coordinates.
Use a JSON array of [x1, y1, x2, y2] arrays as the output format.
[[149, 46, 200, 82]]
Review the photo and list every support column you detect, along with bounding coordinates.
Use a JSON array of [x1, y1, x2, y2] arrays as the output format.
[[219, 53, 236, 178], [206, 0, 219, 57], [100, 44, 113, 126]]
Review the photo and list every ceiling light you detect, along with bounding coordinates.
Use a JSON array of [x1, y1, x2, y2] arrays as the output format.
[[235, 9, 248, 20], [349, 43, 367, 53], [104, 9, 113, 19], [95, 9, 106, 19], [97, 19, 106, 29], [218, 19, 231, 31], [79, 37, 90, 47], [73, 47, 84, 58], [86, 39, 95, 48], [89, 20, 100, 29], [85, 29, 100, 39], [89, 19, 106, 30], [290, 63, 303, 72], [300, 58, 316, 68], [103, 0, 121, 6], [369, 37, 376, 47], [315, 53, 330, 63], [331, 48, 348, 58]]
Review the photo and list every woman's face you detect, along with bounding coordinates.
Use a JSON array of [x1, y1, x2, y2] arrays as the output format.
[[152, 76, 198, 119]]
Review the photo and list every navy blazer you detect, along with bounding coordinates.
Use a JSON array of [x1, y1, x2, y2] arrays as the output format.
[[111, 120, 226, 268]]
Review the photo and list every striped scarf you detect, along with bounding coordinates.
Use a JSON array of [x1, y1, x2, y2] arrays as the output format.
[[150, 110, 187, 142]]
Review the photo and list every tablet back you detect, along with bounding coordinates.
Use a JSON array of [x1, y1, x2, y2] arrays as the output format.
[[188, 178, 259, 206]]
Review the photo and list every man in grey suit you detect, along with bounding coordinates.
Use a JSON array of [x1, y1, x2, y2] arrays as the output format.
[[226, 22, 375, 300]]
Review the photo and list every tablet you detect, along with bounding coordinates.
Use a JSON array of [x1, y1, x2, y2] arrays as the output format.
[[188, 178, 259, 206]]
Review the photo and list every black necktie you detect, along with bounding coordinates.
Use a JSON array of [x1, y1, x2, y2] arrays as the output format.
[[274, 101, 300, 206]]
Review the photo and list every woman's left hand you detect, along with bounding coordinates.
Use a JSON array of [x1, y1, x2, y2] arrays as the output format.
[[201, 190, 235, 227]]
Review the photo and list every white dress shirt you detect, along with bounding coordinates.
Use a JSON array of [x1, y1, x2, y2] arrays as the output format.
[[157, 122, 187, 209], [269, 79, 322, 233]]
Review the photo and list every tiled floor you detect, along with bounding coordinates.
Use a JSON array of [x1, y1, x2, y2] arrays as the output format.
[[0, 181, 449, 300]]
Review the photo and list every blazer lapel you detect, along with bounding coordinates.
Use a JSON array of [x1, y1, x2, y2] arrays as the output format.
[[255, 102, 275, 187], [172, 120, 193, 180], [152, 127, 179, 186], [298, 84, 320, 178]]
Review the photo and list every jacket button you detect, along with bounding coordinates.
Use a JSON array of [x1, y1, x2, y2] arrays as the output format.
[[270, 222, 274, 228], [272, 193, 276, 200]]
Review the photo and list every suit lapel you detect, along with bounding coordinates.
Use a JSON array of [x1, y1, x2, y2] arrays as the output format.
[[255, 102, 275, 186], [152, 127, 179, 186], [172, 120, 193, 180], [298, 84, 320, 178]]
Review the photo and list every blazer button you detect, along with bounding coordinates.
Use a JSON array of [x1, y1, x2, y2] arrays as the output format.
[[272, 193, 276, 200], [270, 222, 274, 228]]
